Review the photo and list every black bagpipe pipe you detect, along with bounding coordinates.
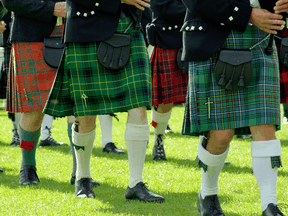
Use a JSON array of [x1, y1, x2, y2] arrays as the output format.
[[259, 0, 284, 55]]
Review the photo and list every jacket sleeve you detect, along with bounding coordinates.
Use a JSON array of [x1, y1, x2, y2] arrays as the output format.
[[2, 0, 56, 23], [181, 0, 252, 32], [151, 0, 186, 24], [68, 0, 120, 14]]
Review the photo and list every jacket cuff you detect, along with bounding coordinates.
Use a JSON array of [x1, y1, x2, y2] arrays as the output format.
[[217, 1, 252, 32]]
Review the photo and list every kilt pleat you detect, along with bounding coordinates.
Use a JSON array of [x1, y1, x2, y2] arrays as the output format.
[[0, 48, 10, 99], [6, 25, 64, 113], [44, 17, 151, 118], [151, 45, 188, 106], [182, 25, 281, 136]]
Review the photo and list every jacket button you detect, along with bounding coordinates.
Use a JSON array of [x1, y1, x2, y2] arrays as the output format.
[[76, 12, 81, 16], [91, 11, 95, 15], [190, 26, 195, 30], [234, 7, 239, 11], [229, 16, 233, 21], [220, 23, 225, 26], [174, 25, 178, 29], [198, 26, 203, 31], [168, 26, 172, 30], [95, 2, 99, 6], [83, 13, 87, 17], [185, 26, 190, 31], [162, 27, 166, 31]]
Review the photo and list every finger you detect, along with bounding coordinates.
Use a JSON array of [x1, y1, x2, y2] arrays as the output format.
[[137, 0, 150, 8], [134, 3, 145, 11]]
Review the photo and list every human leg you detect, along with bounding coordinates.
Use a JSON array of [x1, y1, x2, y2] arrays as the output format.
[[250, 124, 283, 215], [67, 115, 99, 187], [151, 103, 173, 161], [197, 129, 234, 215], [98, 114, 125, 154], [9, 112, 21, 147], [39, 114, 68, 147], [19, 110, 45, 185], [125, 107, 164, 202], [73, 115, 97, 198]]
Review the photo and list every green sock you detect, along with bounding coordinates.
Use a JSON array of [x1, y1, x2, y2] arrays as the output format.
[[19, 126, 41, 167]]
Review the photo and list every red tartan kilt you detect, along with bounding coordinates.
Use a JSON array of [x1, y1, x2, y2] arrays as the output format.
[[277, 28, 288, 103], [150, 45, 188, 106], [6, 24, 64, 113]]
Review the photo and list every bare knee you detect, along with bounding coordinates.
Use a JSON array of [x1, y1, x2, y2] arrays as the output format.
[[76, 115, 96, 133], [206, 129, 234, 154], [127, 107, 147, 124], [20, 111, 45, 131]]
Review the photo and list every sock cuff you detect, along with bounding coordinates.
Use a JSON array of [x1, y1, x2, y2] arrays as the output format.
[[198, 137, 230, 166], [151, 108, 172, 123], [72, 124, 96, 147], [18, 126, 41, 142], [125, 123, 150, 141], [251, 139, 282, 157]]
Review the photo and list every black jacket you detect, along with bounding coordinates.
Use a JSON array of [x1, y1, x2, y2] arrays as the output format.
[[2, 0, 59, 42], [181, 0, 252, 61], [65, 0, 143, 43], [148, 0, 186, 49]]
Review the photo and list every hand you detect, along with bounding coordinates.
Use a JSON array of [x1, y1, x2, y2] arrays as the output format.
[[274, 0, 288, 14], [121, 0, 150, 11], [53, 2, 66, 18], [249, 8, 285, 34], [0, 21, 6, 34]]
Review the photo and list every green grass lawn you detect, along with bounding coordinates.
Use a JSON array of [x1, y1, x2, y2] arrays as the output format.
[[0, 106, 287, 216]]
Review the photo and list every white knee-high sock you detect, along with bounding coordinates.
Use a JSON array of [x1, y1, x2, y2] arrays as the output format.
[[41, 115, 53, 140], [251, 139, 282, 211], [198, 136, 230, 199], [72, 124, 96, 181], [98, 115, 113, 148], [151, 108, 172, 135], [125, 123, 150, 188]]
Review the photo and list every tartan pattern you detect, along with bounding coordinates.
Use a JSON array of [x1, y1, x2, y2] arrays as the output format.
[[151, 45, 188, 106], [44, 17, 151, 118], [277, 29, 288, 103], [271, 156, 282, 168], [6, 25, 64, 113], [182, 25, 281, 136], [0, 48, 10, 99]]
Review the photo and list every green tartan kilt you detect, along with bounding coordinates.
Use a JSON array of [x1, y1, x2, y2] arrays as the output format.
[[44, 17, 151, 118], [182, 25, 281, 136]]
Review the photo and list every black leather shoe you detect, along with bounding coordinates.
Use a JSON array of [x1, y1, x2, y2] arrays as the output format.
[[70, 175, 100, 187], [262, 203, 284, 216], [75, 178, 95, 198], [165, 124, 174, 133], [153, 134, 167, 161], [103, 142, 126, 154], [10, 129, 20, 147], [197, 192, 225, 216], [39, 127, 68, 147], [125, 182, 165, 203], [19, 165, 40, 185]]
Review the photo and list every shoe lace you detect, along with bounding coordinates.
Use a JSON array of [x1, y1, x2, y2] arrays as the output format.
[[207, 195, 223, 215], [155, 134, 165, 157], [12, 129, 20, 142]]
